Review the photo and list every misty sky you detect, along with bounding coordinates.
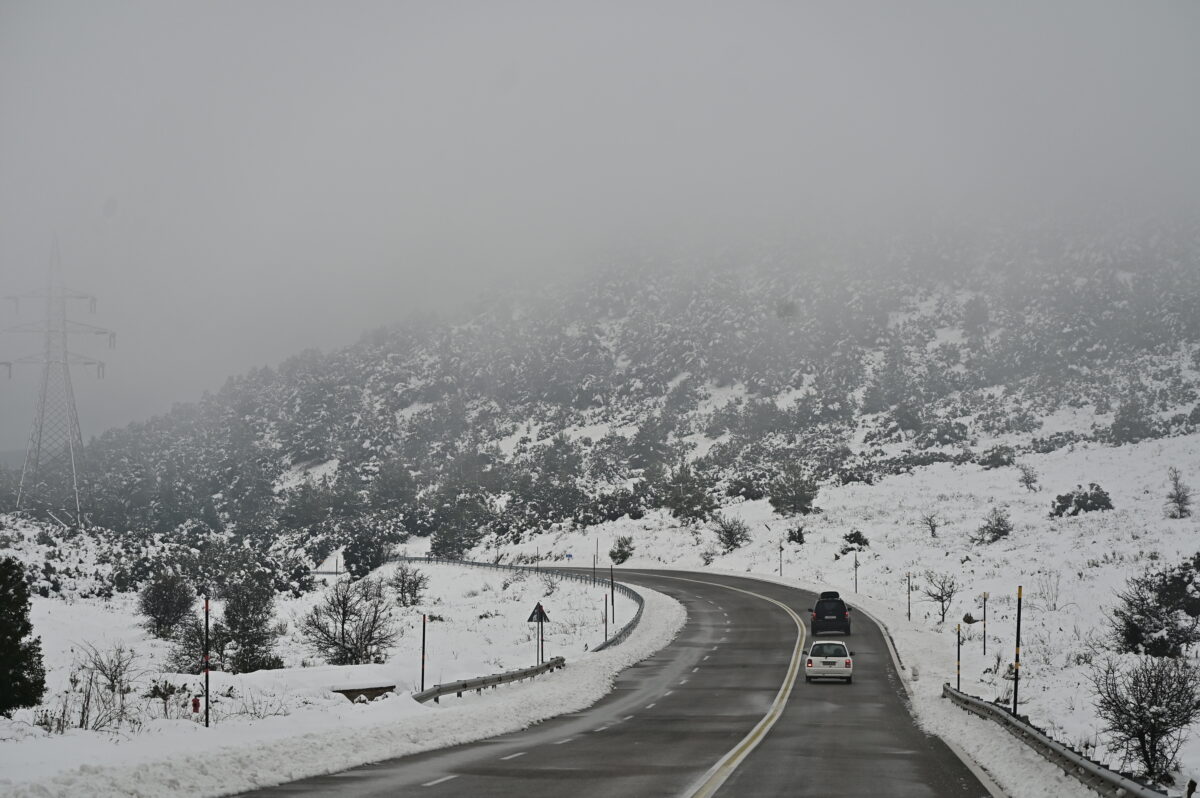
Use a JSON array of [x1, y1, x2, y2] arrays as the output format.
[[2, 1, 1198, 451]]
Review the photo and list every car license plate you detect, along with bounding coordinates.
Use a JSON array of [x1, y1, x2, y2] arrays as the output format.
[[824, 615, 836, 619], [822, 660, 836, 666]]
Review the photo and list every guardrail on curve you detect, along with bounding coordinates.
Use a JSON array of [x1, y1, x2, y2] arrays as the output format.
[[942, 683, 1172, 798], [413, 657, 566, 704]]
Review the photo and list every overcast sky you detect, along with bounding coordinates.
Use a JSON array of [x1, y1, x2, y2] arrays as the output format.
[[2, 1, 1198, 451]]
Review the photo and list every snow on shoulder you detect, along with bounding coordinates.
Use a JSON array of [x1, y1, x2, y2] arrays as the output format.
[[0, 576, 685, 798]]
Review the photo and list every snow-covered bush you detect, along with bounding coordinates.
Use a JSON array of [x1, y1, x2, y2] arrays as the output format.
[[609, 535, 634, 565], [713, 513, 750, 552], [1109, 555, 1200, 657], [1050, 483, 1113, 518], [972, 507, 1013, 544]]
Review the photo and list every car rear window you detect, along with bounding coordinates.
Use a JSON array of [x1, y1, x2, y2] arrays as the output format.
[[810, 643, 847, 657], [815, 600, 845, 615]]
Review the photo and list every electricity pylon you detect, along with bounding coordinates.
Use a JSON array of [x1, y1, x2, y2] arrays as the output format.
[[2, 251, 114, 527]]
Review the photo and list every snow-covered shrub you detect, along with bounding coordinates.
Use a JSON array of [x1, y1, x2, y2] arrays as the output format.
[[836, 528, 869, 558], [977, 445, 1016, 470], [713, 513, 750, 552], [1109, 555, 1200, 657], [609, 535, 634, 565], [972, 507, 1013, 544], [1050, 483, 1113, 518]]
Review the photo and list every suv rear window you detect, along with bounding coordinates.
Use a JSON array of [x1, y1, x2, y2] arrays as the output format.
[[815, 599, 845, 615], [811, 643, 847, 657]]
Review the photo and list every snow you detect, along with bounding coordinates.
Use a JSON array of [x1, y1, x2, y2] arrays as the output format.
[[7, 430, 1200, 796], [1, 562, 681, 798], [490, 430, 1200, 795]]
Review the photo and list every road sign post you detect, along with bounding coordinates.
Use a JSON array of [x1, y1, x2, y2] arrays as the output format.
[[527, 602, 550, 665]]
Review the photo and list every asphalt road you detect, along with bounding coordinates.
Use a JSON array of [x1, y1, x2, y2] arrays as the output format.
[[242, 570, 990, 798]]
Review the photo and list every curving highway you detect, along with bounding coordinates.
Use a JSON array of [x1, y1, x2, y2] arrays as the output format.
[[243, 570, 991, 797]]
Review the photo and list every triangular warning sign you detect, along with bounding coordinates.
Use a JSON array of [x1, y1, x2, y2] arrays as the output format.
[[527, 603, 549, 622]]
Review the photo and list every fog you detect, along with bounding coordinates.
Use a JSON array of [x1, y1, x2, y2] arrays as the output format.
[[2, 1, 1198, 451]]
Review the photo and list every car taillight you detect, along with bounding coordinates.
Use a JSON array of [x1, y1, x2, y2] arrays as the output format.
[[806, 659, 813, 668], [811, 612, 816, 620], [845, 659, 852, 668], [844, 611, 849, 618]]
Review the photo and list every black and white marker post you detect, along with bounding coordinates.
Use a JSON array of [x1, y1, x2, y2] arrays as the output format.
[[1013, 585, 1023, 716], [203, 593, 210, 728], [610, 564, 615, 626]]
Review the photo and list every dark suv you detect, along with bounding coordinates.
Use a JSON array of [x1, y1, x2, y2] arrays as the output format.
[[809, 593, 852, 636]]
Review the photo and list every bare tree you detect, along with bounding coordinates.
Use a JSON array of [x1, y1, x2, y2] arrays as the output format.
[[1017, 462, 1040, 493], [1165, 467, 1192, 519], [922, 571, 959, 624], [301, 577, 398, 665], [920, 512, 940, 538], [1091, 655, 1200, 782], [390, 563, 429, 607]]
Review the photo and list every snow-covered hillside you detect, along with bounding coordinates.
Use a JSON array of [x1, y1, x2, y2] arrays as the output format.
[[492, 431, 1200, 791]]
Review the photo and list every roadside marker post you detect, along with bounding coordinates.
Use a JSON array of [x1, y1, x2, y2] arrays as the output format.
[[203, 594, 210, 728], [1013, 585, 1023, 716], [982, 592, 989, 656]]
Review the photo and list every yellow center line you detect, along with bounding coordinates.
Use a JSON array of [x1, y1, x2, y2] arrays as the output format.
[[624, 572, 806, 798]]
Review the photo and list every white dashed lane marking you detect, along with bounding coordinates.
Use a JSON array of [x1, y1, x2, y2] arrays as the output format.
[[500, 752, 526, 761], [553, 738, 574, 745], [423, 776, 458, 787]]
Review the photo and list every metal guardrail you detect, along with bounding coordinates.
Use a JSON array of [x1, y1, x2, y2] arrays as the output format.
[[414, 657, 566, 704], [942, 683, 1171, 798], [398, 555, 645, 653]]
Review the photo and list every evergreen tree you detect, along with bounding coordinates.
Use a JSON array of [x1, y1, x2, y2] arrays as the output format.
[[138, 572, 195, 638], [222, 575, 282, 673], [663, 462, 717, 523], [768, 464, 820, 516], [0, 557, 46, 716]]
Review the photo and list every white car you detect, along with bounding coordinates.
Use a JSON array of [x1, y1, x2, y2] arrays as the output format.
[[804, 640, 854, 683]]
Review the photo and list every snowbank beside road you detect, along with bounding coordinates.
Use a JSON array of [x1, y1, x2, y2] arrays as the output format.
[[0, 574, 684, 798]]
